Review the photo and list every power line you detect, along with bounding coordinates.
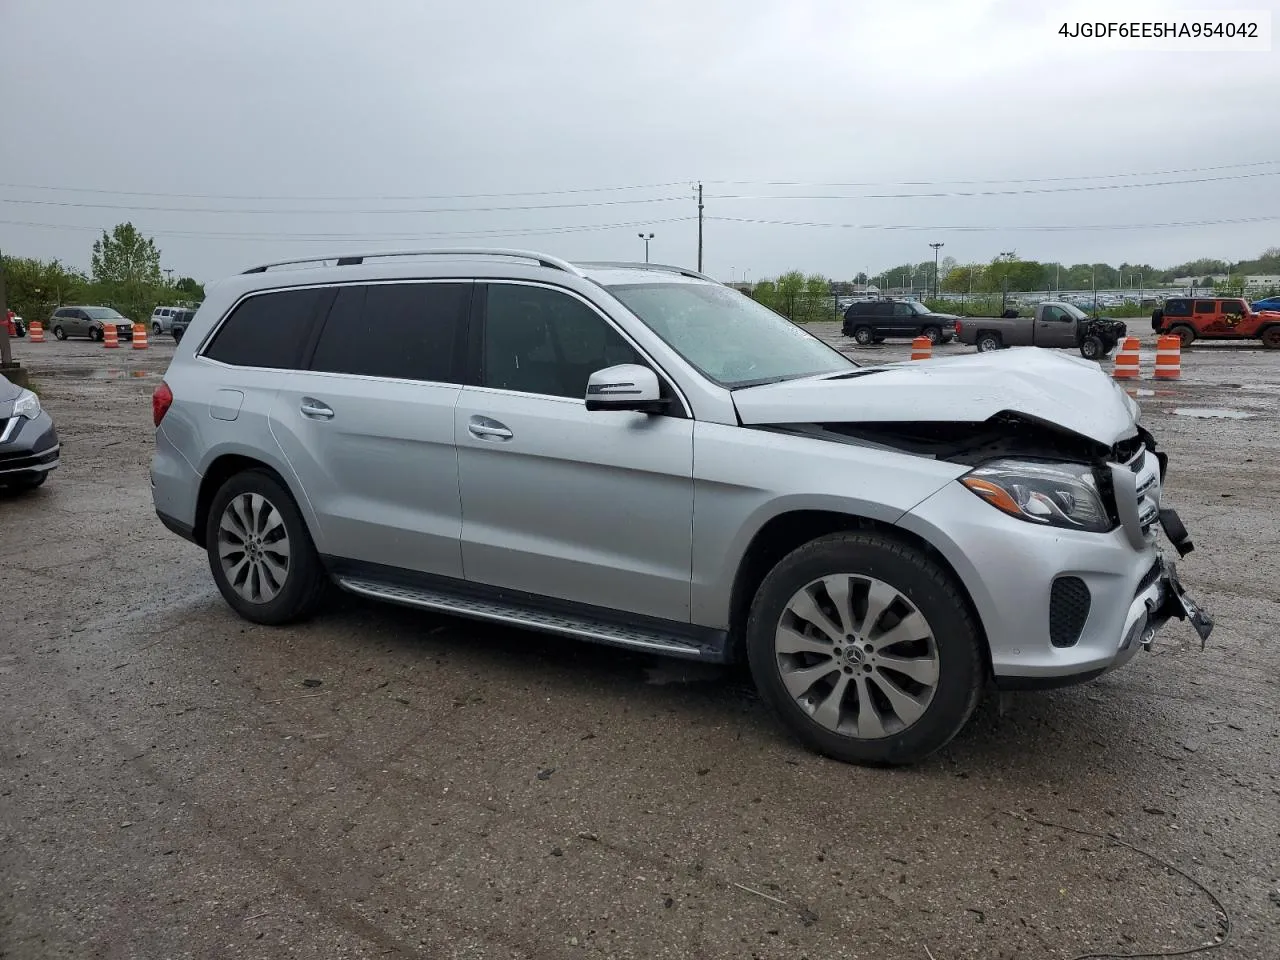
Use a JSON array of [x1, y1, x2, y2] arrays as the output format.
[[0, 194, 690, 216], [705, 159, 1280, 188], [2, 160, 1274, 202], [0, 216, 697, 242], [0, 180, 693, 202], [705, 169, 1280, 202], [710, 214, 1280, 232]]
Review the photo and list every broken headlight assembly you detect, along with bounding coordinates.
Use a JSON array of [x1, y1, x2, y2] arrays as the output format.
[[961, 459, 1112, 533]]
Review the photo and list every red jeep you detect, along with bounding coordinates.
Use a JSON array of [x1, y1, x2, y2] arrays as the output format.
[[1152, 297, 1280, 348]]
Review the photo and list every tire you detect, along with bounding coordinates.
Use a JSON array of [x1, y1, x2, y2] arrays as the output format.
[[89, 326, 103, 342], [745, 532, 984, 766], [152, 323, 162, 335], [2, 473, 48, 493], [1261, 326, 1280, 350], [975, 331, 1002, 352], [1169, 324, 1196, 347], [172, 327, 184, 344], [53, 325, 66, 341], [1080, 335, 1104, 360], [205, 469, 329, 625], [872, 337, 886, 344], [922, 326, 942, 345], [852, 326, 874, 345]]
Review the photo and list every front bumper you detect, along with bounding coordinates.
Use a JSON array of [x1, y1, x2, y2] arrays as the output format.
[[898, 465, 1212, 685], [0, 411, 60, 484]]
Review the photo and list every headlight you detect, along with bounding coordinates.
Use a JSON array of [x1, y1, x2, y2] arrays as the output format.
[[12, 388, 41, 420], [961, 459, 1111, 533]]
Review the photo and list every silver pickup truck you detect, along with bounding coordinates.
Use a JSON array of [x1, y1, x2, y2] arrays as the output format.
[[955, 301, 1127, 359]]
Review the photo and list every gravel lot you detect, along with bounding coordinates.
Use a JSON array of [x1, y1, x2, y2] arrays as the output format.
[[2, 330, 1277, 960]]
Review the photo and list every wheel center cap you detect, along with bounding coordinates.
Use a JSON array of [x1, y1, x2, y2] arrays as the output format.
[[845, 646, 865, 665]]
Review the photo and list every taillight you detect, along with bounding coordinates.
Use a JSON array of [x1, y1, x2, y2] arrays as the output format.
[[955, 320, 963, 335], [153, 381, 173, 426]]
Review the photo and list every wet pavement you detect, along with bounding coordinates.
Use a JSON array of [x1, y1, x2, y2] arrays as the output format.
[[2, 333, 1278, 959]]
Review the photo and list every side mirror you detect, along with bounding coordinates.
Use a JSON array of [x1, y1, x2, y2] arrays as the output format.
[[585, 364, 668, 414]]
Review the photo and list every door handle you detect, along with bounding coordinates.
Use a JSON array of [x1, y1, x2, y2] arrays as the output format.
[[468, 416, 513, 441], [300, 398, 335, 420]]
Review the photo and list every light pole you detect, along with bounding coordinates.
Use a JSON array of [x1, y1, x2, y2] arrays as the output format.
[[929, 242, 944, 302], [638, 232, 654, 263]]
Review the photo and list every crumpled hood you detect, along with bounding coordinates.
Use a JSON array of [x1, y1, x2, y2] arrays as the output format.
[[733, 347, 1139, 446]]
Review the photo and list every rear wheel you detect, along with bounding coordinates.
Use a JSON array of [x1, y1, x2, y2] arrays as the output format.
[[152, 323, 162, 335], [53, 325, 66, 341], [746, 533, 984, 766], [205, 470, 329, 625], [1261, 326, 1280, 349], [852, 326, 874, 345], [172, 327, 184, 344], [976, 331, 1002, 352], [1169, 324, 1196, 347]]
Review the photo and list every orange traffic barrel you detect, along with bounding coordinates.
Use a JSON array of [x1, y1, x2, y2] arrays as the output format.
[[1154, 335, 1181, 380], [28, 320, 45, 342], [102, 323, 119, 349], [910, 336, 932, 361], [1112, 336, 1139, 380], [132, 322, 148, 350]]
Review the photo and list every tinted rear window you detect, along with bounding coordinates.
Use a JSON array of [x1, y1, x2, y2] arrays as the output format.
[[1163, 299, 1191, 317], [204, 287, 325, 368], [1193, 300, 1216, 314], [309, 281, 468, 382]]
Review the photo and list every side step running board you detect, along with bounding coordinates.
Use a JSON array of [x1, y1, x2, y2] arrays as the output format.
[[336, 576, 717, 661]]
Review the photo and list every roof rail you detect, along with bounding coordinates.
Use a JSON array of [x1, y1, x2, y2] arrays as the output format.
[[576, 261, 721, 284], [241, 248, 585, 276]]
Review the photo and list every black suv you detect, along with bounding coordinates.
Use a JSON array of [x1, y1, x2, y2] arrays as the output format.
[[842, 299, 957, 344]]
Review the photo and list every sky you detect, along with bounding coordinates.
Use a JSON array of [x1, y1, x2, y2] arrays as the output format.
[[1, 0, 1277, 283]]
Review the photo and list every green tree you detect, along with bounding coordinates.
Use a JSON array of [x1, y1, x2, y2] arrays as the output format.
[[751, 279, 778, 310], [91, 222, 162, 286], [775, 270, 805, 320], [173, 276, 205, 302], [0, 255, 87, 321], [802, 273, 831, 321]]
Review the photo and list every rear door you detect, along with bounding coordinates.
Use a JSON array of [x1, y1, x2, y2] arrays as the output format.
[[454, 281, 694, 621], [268, 281, 470, 579], [1193, 299, 1220, 333]]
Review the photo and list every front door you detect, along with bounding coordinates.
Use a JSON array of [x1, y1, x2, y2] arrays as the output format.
[[1038, 305, 1077, 347], [455, 281, 695, 622]]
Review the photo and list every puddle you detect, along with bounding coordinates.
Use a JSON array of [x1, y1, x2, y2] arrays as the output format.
[[644, 661, 729, 686], [1170, 408, 1253, 420], [39, 368, 158, 380]]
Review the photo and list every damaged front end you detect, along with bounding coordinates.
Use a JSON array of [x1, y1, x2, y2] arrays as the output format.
[[761, 412, 1215, 648]]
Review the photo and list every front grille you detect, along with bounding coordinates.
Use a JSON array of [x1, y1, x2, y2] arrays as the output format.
[[1135, 560, 1162, 596], [1050, 576, 1091, 647]]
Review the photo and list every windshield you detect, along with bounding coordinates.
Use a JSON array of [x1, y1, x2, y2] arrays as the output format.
[[606, 282, 855, 388], [906, 301, 931, 315], [84, 307, 125, 320], [1058, 303, 1089, 320]]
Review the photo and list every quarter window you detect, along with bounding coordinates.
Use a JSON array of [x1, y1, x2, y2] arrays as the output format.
[[204, 287, 326, 369]]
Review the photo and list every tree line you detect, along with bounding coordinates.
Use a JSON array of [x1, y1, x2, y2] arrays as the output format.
[[2, 222, 204, 325]]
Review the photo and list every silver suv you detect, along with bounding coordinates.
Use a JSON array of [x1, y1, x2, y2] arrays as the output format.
[[150, 249, 1212, 765]]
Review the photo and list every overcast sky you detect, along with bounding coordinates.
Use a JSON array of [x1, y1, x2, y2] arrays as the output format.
[[1, 0, 1277, 283]]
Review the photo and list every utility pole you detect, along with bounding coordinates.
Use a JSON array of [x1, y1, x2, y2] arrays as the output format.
[[696, 182, 704, 273], [0, 247, 11, 369], [929, 242, 944, 301]]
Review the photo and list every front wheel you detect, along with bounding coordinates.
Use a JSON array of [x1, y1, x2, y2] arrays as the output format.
[[976, 331, 1002, 352], [852, 326, 874, 345], [89, 326, 103, 342], [205, 469, 329, 625], [172, 327, 184, 344], [1080, 335, 1104, 360], [746, 533, 984, 766], [922, 326, 942, 345]]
